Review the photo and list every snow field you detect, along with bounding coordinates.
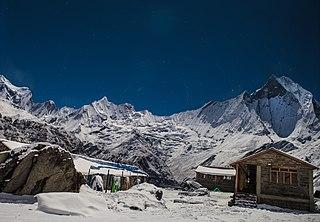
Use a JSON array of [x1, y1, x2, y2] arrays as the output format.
[[1, 183, 319, 222]]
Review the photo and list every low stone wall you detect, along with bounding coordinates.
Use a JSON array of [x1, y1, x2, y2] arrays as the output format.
[[259, 196, 311, 211]]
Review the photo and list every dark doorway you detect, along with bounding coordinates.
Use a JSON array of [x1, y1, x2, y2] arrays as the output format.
[[245, 164, 257, 194], [237, 164, 257, 194]]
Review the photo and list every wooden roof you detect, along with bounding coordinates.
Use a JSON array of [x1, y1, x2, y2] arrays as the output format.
[[231, 148, 318, 169]]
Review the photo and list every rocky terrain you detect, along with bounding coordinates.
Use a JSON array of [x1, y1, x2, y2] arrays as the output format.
[[0, 141, 84, 194], [0, 75, 319, 187]]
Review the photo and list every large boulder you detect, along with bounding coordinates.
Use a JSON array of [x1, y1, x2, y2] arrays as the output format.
[[0, 142, 85, 195], [181, 179, 203, 191], [106, 183, 166, 211]]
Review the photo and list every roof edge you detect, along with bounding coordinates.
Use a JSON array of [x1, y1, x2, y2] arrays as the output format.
[[231, 148, 318, 170]]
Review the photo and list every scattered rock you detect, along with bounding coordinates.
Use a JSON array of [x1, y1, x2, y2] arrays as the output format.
[[181, 179, 203, 191], [179, 188, 210, 197], [107, 183, 166, 211], [173, 199, 204, 204], [155, 189, 163, 200]]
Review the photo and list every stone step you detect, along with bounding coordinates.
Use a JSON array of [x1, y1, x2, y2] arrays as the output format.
[[235, 200, 257, 204], [234, 194, 257, 208], [235, 201, 257, 207], [235, 195, 257, 200], [235, 199, 257, 204], [235, 194, 257, 198], [236, 203, 257, 208], [235, 197, 257, 202]]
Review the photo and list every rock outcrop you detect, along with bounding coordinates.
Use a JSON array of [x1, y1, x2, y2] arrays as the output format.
[[0, 143, 85, 195]]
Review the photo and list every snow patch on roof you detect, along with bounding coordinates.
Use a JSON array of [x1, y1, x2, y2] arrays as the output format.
[[0, 139, 29, 150], [195, 166, 236, 176], [72, 154, 147, 177]]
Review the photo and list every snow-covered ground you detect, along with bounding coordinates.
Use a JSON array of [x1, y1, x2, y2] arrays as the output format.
[[0, 184, 319, 222]]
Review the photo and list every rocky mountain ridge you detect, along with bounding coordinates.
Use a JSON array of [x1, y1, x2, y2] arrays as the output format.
[[0, 74, 319, 187]]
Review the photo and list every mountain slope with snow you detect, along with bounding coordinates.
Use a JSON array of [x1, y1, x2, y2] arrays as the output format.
[[0, 74, 319, 187], [0, 76, 33, 110]]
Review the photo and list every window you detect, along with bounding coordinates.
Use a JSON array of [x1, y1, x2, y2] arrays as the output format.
[[270, 167, 298, 185], [284, 172, 290, 184], [271, 170, 278, 183], [209, 175, 216, 181], [201, 174, 217, 181], [291, 172, 298, 185]]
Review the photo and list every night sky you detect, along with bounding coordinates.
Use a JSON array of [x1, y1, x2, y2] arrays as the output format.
[[0, 1, 319, 115]]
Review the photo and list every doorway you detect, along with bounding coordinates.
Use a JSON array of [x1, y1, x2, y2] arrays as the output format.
[[246, 164, 256, 194], [237, 164, 257, 194]]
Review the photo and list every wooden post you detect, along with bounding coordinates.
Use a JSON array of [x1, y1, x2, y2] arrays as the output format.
[[309, 169, 314, 211], [256, 165, 261, 202], [106, 169, 110, 192], [87, 166, 91, 186], [121, 171, 124, 191], [235, 164, 239, 194]]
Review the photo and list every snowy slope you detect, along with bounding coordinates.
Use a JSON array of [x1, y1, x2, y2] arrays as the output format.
[[0, 98, 84, 153], [0, 99, 37, 121], [0, 75, 32, 110], [0, 74, 319, 188]]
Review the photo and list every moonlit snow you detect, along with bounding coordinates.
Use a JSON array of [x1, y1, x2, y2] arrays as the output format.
[[0, 183, 319, 222]]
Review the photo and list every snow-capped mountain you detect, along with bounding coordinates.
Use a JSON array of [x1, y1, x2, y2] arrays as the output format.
[[0, 98, 84, 153], [31, 100, 58, 117], [0, 75, 33, 110], [0, 74, 319, 187]]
